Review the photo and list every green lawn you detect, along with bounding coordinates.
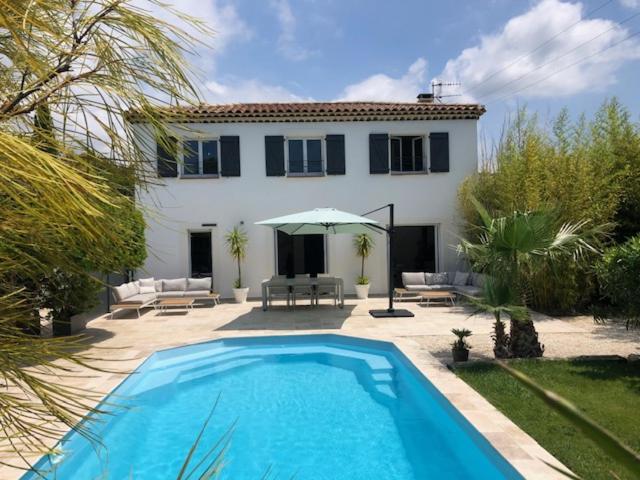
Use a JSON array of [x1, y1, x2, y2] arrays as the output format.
[[455, 359, 640, 480]]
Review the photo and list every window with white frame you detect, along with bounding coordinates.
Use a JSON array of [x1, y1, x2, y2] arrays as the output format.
[[390, 135, 425, 172], [182, 139, 219, 176], [286, 138, 324, 175]]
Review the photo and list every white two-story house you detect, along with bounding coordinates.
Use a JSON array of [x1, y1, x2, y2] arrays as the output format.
[[130, 95, 485, 298]]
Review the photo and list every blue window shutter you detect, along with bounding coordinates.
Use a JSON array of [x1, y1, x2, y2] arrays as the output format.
[[369, 134, 389, 174], [220, 136, 240, 177], [326, 135, 345, 175], [429, 132, 449, 172], [265, 135, 285, 176], [157, 136, 178, 177]]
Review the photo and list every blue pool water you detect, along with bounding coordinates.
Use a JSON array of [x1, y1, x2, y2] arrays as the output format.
[[25, 335, 522, 479]]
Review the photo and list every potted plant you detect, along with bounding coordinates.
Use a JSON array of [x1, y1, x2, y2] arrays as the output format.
[[451, 328, 472, 362], [225, 226, 249, 303], [353, 233, 375, 299]]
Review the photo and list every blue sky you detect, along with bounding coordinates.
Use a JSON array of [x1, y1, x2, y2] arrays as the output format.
[[156, 0, 640, 142]]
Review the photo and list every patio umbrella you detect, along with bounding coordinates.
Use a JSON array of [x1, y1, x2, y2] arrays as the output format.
[[255, 208, 381, 235], [256, 205, 413, 318]]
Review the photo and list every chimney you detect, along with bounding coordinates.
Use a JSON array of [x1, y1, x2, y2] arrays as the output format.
[[417, 93, 434, 103]]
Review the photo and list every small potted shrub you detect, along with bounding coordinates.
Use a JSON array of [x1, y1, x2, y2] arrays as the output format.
[[354, 233, 375, 299], [225, 226, 249, 303], [451, 328, 472, 362]]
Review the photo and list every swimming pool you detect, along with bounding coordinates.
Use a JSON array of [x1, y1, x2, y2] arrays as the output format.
[[25, 335, 522, 479]]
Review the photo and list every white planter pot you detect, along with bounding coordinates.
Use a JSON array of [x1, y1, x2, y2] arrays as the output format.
[[354, 283, 370, 300], [233, 287, 250, 303]]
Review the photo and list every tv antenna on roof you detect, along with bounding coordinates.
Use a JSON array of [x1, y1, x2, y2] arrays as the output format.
[[431, 80, 461, 103]]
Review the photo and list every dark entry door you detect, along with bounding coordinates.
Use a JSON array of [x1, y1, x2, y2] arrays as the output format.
[[190, 231, 212, 278], [277, 231, 325, 277], [391, 226, 436, 287]]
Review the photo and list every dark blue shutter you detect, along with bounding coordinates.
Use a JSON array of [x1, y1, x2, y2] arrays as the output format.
[[325, 135, 345, 175], [265, 136, 285, 176], [429, 132, 449, 172], [369, 134, 389, 174], [220, 136, 240, 177], [157, 137, 178, 177]]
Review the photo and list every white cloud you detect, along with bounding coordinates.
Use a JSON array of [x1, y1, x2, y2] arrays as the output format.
[[136, 0, 252, 74], [270, 0, 315, 61], [205, 78, 312, 103], [335, 58, 428, 102], [439, 0, 640, 102], [620, 0, 640, 8]]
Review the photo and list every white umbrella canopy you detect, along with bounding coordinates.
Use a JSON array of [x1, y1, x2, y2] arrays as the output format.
[[255, 208, 380, 235]]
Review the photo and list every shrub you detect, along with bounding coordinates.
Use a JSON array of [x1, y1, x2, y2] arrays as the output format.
[[595, 235, 640, 328], [458, 99, 640, 312]]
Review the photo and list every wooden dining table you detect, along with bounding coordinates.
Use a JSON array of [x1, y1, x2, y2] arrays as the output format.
[[261, 277, 344, 311]]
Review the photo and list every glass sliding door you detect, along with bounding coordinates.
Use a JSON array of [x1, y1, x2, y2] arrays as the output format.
[[190, 231, 212, 278], [391, 225, 436, 287], [277, 231, 325, 277]]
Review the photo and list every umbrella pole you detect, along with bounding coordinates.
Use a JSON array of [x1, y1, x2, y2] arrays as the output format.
[[369, 203, 414, 318]]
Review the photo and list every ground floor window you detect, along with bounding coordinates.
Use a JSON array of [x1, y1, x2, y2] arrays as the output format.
[[277, 231, 326, 277], [391, 225, 437, 287], [190, 231, 213, 278]]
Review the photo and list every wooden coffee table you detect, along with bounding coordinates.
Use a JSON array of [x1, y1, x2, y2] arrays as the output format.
[[419, 291, 456, 306], [157, 298, 195, 313]]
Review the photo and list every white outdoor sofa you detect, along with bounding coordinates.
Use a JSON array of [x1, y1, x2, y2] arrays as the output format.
[[399, 271, 486, 299], [110, 277, 217, 318]]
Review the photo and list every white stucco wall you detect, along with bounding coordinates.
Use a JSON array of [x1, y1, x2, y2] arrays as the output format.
[[135, 118, 478, 298]]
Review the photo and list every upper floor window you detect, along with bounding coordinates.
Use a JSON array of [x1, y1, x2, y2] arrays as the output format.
[[265, 135, 345, 177], [390, 135, 424, 173], [287, 138, 324, 176], [369, 132, 449, 175], [182, 139, 219, 177]]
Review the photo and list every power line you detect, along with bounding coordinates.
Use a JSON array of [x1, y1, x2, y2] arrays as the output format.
[[476, 10, 640, 102], [463, 0, 614, 96], [486, 28, 640, 105]]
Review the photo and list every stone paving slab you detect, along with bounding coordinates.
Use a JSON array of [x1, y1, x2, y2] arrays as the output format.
[[3, 297, 635, 479]]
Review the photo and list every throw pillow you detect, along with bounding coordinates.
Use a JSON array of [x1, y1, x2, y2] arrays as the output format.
[[402, 272, 425, 286], [139, 277, 155, 288], [187, 277, 212, 291], [163, 278, 187, 292], [453, 271, 470, 286], [425, 272, 448, 285]]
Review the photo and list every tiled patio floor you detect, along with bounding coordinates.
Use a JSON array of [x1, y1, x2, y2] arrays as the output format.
[[4, 297, 638, 479]]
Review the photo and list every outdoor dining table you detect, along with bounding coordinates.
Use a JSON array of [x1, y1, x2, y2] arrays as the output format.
[[261, 276, 344, 311]]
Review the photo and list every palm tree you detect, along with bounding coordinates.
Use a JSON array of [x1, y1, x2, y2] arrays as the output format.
[[459, 197, 605, 358], [225, 227, 249, 289], [353, 233, 375, 284]]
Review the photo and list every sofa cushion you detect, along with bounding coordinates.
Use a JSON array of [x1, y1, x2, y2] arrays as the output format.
[[157, 291, 184, 298], [453, 272, 470, 286], [404, 285, 426, 292], [454, 285, 481, 297], [139, 286, 156, 294], [123, 282, 138, 298], [425, 272, 449, 285], [183, 290, 211, 298], [187, 277, 211, 291], [402, 272, 425, 287], [113, 284, 131, 303], [154, 280, 163, 292], [163, 278, 187, 292], [139, 277, 155, 288], [120, 293, 156, 304]]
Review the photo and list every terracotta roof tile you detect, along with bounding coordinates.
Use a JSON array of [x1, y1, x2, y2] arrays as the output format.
[[126, 101, 486, 123]]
